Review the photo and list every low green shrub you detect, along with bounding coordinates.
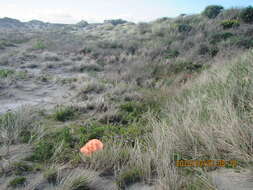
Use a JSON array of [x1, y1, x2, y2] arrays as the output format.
[[28, 141, 54, 162], [119, 101, 147, 124], [210, 32, 234, 44], [178, 24, 192, 33], [79, 123, 119, 143], [240, 6, 253, 23], [28, 127, 76, 162], [221, 20, 240, 29], [53, 106, 76, 122], [8, 177, 26, 188], [202, 5, 224, 19]]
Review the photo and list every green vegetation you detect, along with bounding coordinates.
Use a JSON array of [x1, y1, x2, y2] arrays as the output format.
[[53, 106, 76, 122], [240, 6, 253, 23], [178, 24, 192, 32], [202, 5, 224, 19], [8, 177, 26, 188], [33, 40, 46, 50], [0, 40, 14, 49], [0, 69, 14, 78], [221, 19, 240, 29], [27, 127, 76, 162], [1, 4, 253, 190], [210, 32, 234, 44]]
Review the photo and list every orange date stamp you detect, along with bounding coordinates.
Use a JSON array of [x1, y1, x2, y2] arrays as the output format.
[[176, 160, 237, 167]]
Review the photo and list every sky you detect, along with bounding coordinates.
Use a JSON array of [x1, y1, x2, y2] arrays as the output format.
[[0, 0, 252, 24]]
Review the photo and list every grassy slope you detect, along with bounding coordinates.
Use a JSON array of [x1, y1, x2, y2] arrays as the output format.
[[0, 6, 253, 190]]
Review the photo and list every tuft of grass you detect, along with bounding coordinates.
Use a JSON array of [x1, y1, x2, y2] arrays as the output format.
[[117, 168, 143, 189], [43, 168, 58, 184], [0, 107, 37, 155], [58, 169, 95, 190], [0, 69, 14, 78], [12, 162, 32, 175], [79, 81, 105, 94], [32, 40, 46, 50]]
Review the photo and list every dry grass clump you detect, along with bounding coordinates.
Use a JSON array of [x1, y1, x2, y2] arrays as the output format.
[[70, 60, 103, 73], [56, 168, 97, 190], [0, 106, 39, 155], [41, 51, 61, 62], [77, 80, 107, 95], [157, 52, 253, 162]]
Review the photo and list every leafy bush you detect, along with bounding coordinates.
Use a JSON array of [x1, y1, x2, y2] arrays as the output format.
[[28, 141, 54, 162], [210, 32, 234, 44], [221, 20, 240, 29], [202, 5, 224, 19], [240, 6, 253, 23], [119, 101, 147, 124], [53, 106, 76, 122], [28, 127, 76, 162], [8, 177, 26, 188], [178, 24, 192, 32]]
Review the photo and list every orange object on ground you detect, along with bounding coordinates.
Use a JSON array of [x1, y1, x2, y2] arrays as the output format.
[[80, 139, 104, 156]]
